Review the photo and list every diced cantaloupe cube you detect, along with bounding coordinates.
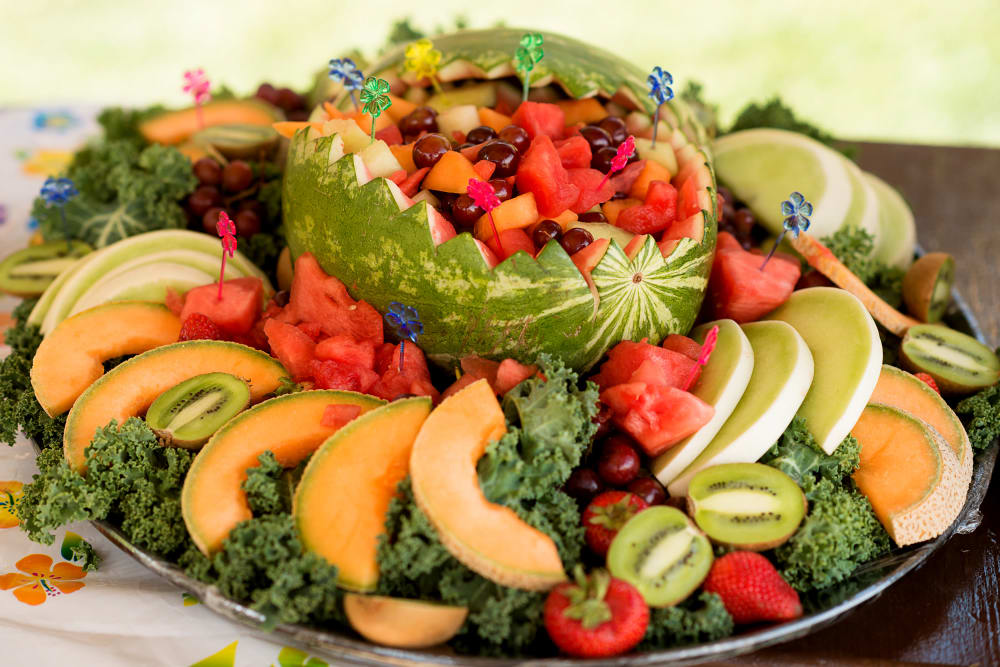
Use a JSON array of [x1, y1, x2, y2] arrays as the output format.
[[602, 198, 641, 226], [474, 192, 539, 240], [478, 107, 513, 133], [390, 144, 417, 173], [348, 109, 395, 134], [386, 94, 418, 122], [422, 151, 480, 194], [556, 98, 608, 126], [629, 159, 674, 200]]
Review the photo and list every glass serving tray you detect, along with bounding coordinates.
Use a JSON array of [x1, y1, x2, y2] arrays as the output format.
[[61, 285, 999, 667]]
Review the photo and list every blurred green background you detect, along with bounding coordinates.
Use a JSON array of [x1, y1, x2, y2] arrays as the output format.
[[2, 0, 997, 146]]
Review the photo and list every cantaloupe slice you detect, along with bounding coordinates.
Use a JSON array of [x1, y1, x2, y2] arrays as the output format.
[[31, 301, 181, 417], [344, 594, 468, 648], [869, 365, 974, 490], [63, 341, 288, 474], [182, 390, 384, 556], [140, 100, 280, 145], [422, 150, 479, 194], [409, 379, 567, 591], [851, 403, 965, 546], [294, 397, 431, 591]]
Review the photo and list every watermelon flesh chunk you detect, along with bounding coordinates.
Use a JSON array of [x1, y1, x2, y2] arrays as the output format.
[[315, 334, 377, 369], [555, 136, 592, 169], [591, 338, 697, 390], [486, 228, 535, 262], [511, 101, 565, 141], [708, 232, 801, 323], [600, 382, 715, 456], [263, 318, 316, 381], [615, 181, 677, 235], [516, 135, 580, 218], [310, 359, 379, 393], [180, 277, 263, 335], [662, 334, 702, 361], [370, 342, 440, 402], [284, 252, 383, 342], [567, 168, 616, 214], [494, 358, 539, 395]]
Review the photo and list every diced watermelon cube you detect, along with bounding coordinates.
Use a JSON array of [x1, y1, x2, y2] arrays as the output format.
[[662, 211, 703, 243], [399, 167, 430, 197], [375, 124, 403, 146], [486, 228, 535, 261], [708, 232, 801, 323], [320, 404, 363, 429], [600, 382, 715, 456], [516, 135, 580, 218], [591, 339, 698, 390], [165, 287, 184, 317], [310, 359, 379, 393], [388, 169, 407, 185], [370, 343, 440, 403], [494, 359, 539, 396], [286, 252, 383, 342], [374, 342, 397, 374], [554, 136, 592, 169], [315, 334, 377, 369], [180, 277, 263, 336], [566, 168, 616, 214], [263, 318, 316, 381], [441, 373, 479, 401], [472, 159, 496, 180], [460, 355, 501, 387], [614, 180, 677, 235], [511, 101, 565, 140], [662, 334, 702, 361], [297, 321, 323, 341]]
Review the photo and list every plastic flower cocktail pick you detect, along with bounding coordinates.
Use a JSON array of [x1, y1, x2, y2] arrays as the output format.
[[647, 66, 674, 148], [682, 325, 719, 391], [597, 135, 636, 190], [467, 178, 504, 256], [360, 76, 392, 144], [403, 38, 444, 94], [384, 302, 423, 372], [328, 57, 364, 110], [760, 192, 812, 271], [183, 68, 211, 129], [515, 32, 544, 103], [40, 176, 78, 247], [215, 211, 237, 300]]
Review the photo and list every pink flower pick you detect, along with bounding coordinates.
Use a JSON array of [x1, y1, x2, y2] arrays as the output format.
[[215, 211, 237, 300], [597, 135, 636, 190], [468, 178, 504, 256], [682, 325, 719, 391], [183, 68, 212, 129]]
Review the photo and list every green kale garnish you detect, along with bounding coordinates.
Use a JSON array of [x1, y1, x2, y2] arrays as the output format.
[[640, 592, 733, 650], [92, 106, 162, 148], [65, 539, 102, 573], [821, 226, 906, 308], [761, 418, 890, 591], [239, 228, 285, 279], [956, 381, 1000, 451], [729, 96, 855, 160], [242, 451, 292, 516]]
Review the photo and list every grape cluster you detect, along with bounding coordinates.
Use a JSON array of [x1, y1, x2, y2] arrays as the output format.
[[564, 432, 669, 508], [255, 83, 309, 121], [186, 158, 268, 237], [717, 186, 758, 250]]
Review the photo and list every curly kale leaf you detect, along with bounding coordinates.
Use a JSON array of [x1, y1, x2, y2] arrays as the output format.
[[65, 539, 102, 572], [239, 228, 285, 278], [956, 382, 1000, 451], [729, 96, 856, 160], [821, 227, 906, 308], [93, 106, 162, 148], [242, 451, 293, 516], [761, 417, 861, 484], [640, 592, 734, 650]]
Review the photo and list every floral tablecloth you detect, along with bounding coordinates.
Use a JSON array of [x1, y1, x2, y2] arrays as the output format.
[[0, 108, 333, 666]]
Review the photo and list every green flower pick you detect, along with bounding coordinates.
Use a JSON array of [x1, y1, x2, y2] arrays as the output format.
[[515, 32, 544, 103], [360, 76, 392, 143]]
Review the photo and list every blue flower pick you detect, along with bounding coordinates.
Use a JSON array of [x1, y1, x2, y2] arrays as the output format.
[[40, 176, 79, 246], [761, 191, 813, 271], [646, 66, 674, 148], [329, 57, 364, 110], [384, 302, 423, 372]]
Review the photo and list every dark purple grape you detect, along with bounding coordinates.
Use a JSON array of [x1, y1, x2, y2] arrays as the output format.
[[531, 219, 563, 249], [188, 186, 222, 217], [221, 160, 254, 193], [237, 199, 265, 218], [466, 125, 498, 145], [598, 116, 628, 145], [717, 186, 733, 205], [286, 109, 309, 122], [413, 133, 451, 169], [275, 87, 304, 112], [627, 477, 667, 506], [579, 125, 613, 153], [596, 436, 642, 486], [456, 142, 476, 152], [477, 141, 520, 178], [489, 179, 513, 202], [577, 211, 607, 223], [733, 208, 756, 238], [592, 145, 618, 173], [560, 227, 593, 255], [193, 157, 222, 186], [399, 107, 438, 140], [433, 190, 459, 215], [564, 468, 604, 503], [498, 125, 530, 154], [592, 401, 614, 441], [451, 194, 484, 227], [201, 206, 228, 234], [255, 83, 279, 105], [234, 209, 261, 237]]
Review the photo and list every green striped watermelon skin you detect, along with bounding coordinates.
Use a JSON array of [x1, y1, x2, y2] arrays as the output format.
[[283, 132, 715, 371]]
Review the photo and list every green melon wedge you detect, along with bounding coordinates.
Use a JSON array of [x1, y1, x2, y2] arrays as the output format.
[[652, 320, 754, 488], [866, 172, 916, 269], [28, 251, 95, 326], [841, 155, 881, 242], [667, 321, 814, 497], [713, 128, 852, 239], [767, 287, 883, 454]]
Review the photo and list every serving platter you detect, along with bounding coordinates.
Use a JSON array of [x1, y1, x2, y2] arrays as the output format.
[[61, 282, 997, 666]]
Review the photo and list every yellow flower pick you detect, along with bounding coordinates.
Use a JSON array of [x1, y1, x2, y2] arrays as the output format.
[[403, 38, 444, 94]]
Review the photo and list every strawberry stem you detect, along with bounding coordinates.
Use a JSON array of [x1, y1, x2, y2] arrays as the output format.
[[562, 566, 613, 630]]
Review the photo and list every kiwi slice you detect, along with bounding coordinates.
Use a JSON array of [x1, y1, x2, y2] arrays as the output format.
[[0, 240, 92, 297], [902, 252, 954, 323], [900, 324, 1000, 395], [606, 506, 713, 607], [686, 463, 806, 551], [145, 372, 250, 448], [192, 123, 279, 160]]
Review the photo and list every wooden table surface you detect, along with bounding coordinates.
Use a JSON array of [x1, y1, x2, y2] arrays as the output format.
[[717, 142, 1000, 666]]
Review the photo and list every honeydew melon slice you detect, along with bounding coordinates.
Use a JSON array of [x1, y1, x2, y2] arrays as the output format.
[[70, 262, 219, 315], [28, 250, 96, 326], [667, 321, 814, 497], [652, 319, 755, 487], [569, 222, 636, 249], [768, 287, 883, 454], [841, 155, 881, 243], [713, 128, 852, 239], [866, 172, 917, 269]]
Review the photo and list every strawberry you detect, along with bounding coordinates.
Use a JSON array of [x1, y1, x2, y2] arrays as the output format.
[[702, 551, 803, 624], [544, 566, 649, 658], [178, 313, 222, 341], [582, 491, 648, 557], [914, 372, 941, 394]]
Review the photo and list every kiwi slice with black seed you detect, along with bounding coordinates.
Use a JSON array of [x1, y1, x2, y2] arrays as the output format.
[[900, 324, 1000, 395], [902, 252, 954, 323], [606, 506, 713, 607], [0, 240, 92, 297], [145, 372, 250, 448], [686, 463, 806, 551]]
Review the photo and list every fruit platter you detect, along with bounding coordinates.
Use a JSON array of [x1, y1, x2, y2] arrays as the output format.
[[2, 25, 998, 665]]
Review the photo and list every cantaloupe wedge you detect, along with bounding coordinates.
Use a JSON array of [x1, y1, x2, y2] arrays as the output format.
[[409, 379, 567, 591], [63, 341, 288, 474], [344, 594, 468, 648], [869, 365, 973, 490], [555, 98, 607, 125], [422, 150, 479, 194], [31, 301, 181, 417], [629, 159, 674, 200], [474, 193, 539, 241], [182, 390, 384, 556], [851, 403, 966, 546], [477, 107, 513, 133], [140, 100, 280, 145], [294, 397, 431, 591]]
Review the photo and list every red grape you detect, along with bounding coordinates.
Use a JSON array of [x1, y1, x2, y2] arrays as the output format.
[[596, 436, 641, 486]]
